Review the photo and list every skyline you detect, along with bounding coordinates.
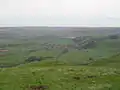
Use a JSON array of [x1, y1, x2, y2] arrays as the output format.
[[0, 0, 120, 27]]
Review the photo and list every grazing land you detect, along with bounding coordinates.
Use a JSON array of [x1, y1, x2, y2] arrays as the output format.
[[0, 27, 120, 90]]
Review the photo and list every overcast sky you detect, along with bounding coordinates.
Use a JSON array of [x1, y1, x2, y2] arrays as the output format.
[[0, 0, 120, 27]]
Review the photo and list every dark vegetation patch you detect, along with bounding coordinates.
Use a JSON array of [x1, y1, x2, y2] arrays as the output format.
[[27, 85, 49, 90]]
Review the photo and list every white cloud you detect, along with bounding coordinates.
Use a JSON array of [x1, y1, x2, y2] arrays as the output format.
[[0, 0, 120, 26]]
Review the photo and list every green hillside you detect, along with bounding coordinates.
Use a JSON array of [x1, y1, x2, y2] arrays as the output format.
[[0, 59, 120, 90], [91, 53, 120, 68], [0, 28, 120, 90]]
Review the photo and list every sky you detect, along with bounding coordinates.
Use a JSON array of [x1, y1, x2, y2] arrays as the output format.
[[0, 0, 120, 27]]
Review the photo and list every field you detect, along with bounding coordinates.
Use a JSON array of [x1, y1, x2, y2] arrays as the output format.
[[1, 37, 120, 66], [0, 59, 120, 90], [0, 27, 120, 90]]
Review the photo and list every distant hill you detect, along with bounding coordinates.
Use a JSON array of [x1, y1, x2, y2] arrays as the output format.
[[0, 27, 120, 38]]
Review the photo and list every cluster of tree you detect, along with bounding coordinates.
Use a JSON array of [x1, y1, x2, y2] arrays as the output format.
[[109, 34, 119, 39], [41, 43, 73, 50], [56, 48, 69, 59], [0, 56, 55, 68], [28, 49, 38, 52], [25, 56, 41, 62], [82, 41, 96, 49], [25, 56, 54, 62], [72, 36, 96, 50]]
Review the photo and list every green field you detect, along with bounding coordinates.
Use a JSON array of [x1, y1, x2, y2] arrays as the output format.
[[0, 59, 120, 90], [0, 37, 119, 66], [0, 29, 120, 90]]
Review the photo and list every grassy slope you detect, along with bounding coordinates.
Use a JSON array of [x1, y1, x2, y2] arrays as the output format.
[[91, 53, 120, 68], [0, 58, 120, 90], [0, 38, 120, 90]]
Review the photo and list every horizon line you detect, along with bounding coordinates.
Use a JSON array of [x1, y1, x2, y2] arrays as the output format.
[[0, 26, 120, 28]]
